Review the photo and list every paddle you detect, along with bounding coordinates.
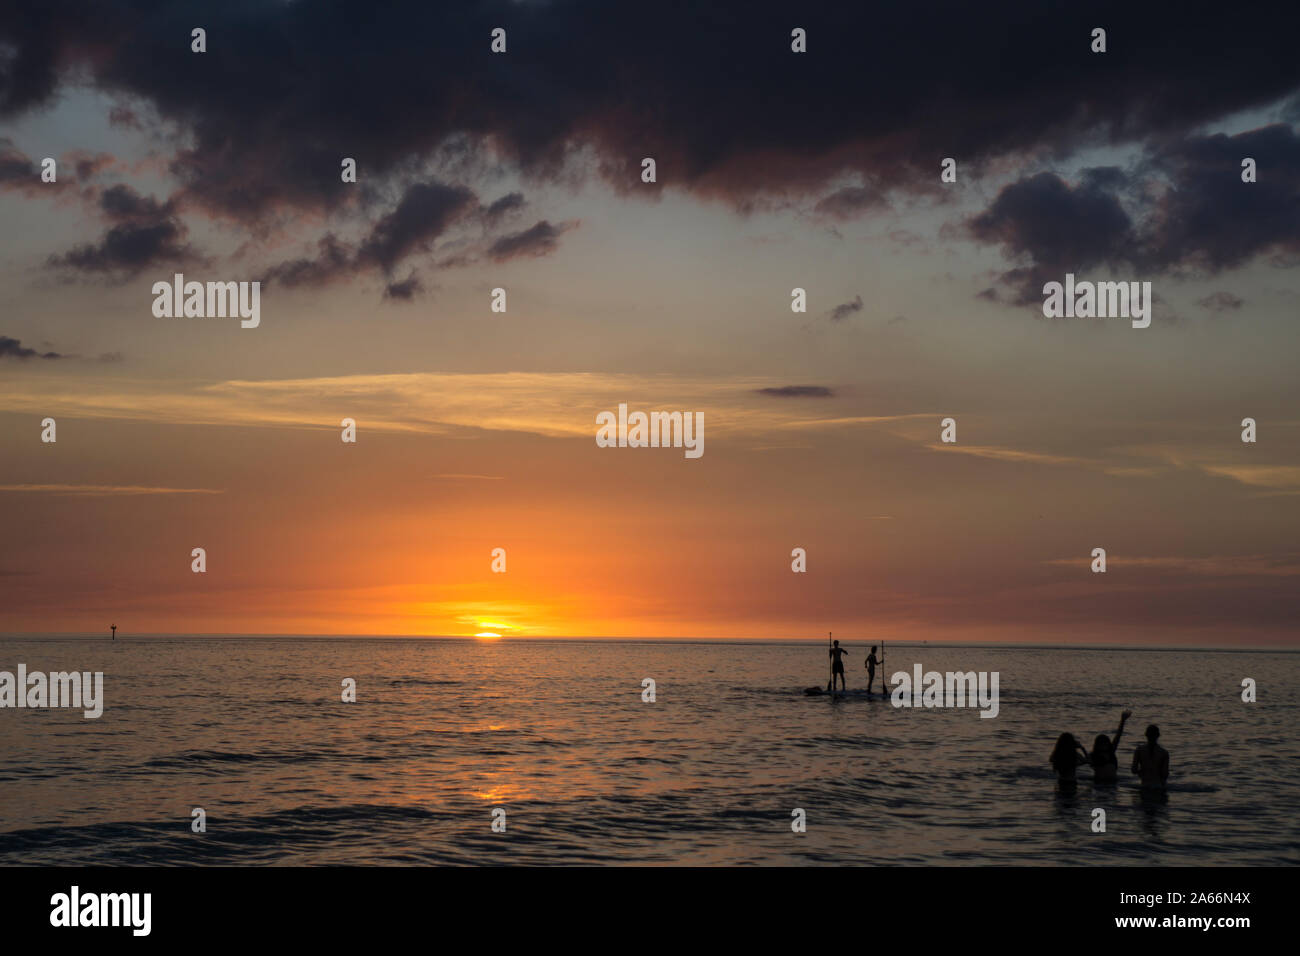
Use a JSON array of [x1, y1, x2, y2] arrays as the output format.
[[826, 631, 833, 695]]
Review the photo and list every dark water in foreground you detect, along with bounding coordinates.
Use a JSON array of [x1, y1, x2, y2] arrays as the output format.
[[1, 638, 1296, 866]]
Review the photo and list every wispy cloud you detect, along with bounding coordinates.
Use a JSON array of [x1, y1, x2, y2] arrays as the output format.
[[0, 372, 932, 440], [924, 444, 1087, 466], [755, 385, 835, 398], [0, 484, 224, 496], [778, 414, 932, 430], [1120, 445, 1300, 492], [1045, 553, 1300, 577], [487, 220, 576, 262], [826, 296, 863, 322], [1199, 465, 1300, 490]]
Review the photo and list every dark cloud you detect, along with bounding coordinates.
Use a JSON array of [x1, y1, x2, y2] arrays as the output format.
[[969, 125, 1300, 302], [69, 150, 114, 181], [98, 183, 171, 220], [487, 220, 572, 262], [755, 385, 835, 398], [4, 3, 1300, 301], [1197, 291, 1244, 312], [383, 274, 423, 301], [262, 181, 530, 295], [0, 335, 61, 360], [484, 192, 527, 224], [0, 137, 40, 195], [47, 183, 191, 279], [261, 234, 352, 288], [2, 142, 114, 195], [49, 219, 189, 276], [826, 295, 863, 322], [968, 171, 1134, 302], [358, 181, 476, 272], [1140, 124, 1300, 272], [3, 1, 1297, 224]]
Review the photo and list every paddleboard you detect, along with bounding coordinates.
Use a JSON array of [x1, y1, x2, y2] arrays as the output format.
[[803, 687, 888, 699]]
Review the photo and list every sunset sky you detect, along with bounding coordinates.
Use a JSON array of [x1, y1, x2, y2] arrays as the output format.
[[1, 2, 1298, 642]]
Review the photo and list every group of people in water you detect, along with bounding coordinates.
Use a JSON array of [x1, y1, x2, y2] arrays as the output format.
[[1051, 710, 1170, 791]]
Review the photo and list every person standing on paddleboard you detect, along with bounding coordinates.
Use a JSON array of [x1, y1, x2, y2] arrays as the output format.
[[864, 645, 882, 694], [828, 640, 850, 693]]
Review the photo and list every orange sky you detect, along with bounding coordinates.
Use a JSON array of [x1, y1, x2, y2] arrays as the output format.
[[3, 364, 1298, 642]]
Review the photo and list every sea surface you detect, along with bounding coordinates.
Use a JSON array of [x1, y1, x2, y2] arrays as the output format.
[[1, 637, 1297, 866]]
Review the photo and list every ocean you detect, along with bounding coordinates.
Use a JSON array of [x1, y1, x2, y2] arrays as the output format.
[[1, 637, 1296, 866]]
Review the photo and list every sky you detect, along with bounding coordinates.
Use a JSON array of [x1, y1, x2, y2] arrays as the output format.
[[1, 1, 1298, 642]]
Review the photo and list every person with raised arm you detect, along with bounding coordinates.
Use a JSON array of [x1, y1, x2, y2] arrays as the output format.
[[1089, 710, 1131, 784]]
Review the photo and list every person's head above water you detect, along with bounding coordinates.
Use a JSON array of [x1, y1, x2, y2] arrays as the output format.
[[832, 640, 839, 647], [1092, 734, 1113, 759], [1050, 733, 1083, 770], [871, 645, 877, 652], [1052, 732, 1080, 755], [1145, 724, 1160, 743]]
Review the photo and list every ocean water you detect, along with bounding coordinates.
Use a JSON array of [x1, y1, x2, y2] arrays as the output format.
[[0, 637, 1296, 866]]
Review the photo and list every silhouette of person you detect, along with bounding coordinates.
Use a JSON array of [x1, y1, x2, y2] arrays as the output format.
[[864, 645, 881, 693], [1089, 710, 1131, 784], [1132, 724, 1169, 791], [1050, 732, 1088, 787], [828, 640, 849, 692], [110, 624, 116, 640]]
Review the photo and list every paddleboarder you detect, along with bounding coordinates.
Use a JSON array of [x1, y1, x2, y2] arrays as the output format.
[[828, 639, 849, 693], [864, 645, 882, 694], [110, 624, 116, 641]]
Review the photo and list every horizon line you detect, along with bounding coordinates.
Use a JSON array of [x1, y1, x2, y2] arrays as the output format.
[[1, 633, 1296, 653]]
